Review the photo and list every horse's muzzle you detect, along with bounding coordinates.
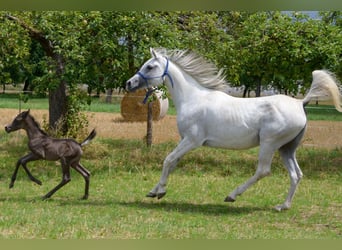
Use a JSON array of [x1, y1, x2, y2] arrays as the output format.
[[5, 125, 12, 133], [126, 75, 142, 92]]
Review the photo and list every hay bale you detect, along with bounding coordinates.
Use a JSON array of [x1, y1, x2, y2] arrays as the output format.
[[121, 89, 169, 122]]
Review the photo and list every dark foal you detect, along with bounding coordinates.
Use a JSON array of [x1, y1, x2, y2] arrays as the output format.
[[5, 109, 96, 200]]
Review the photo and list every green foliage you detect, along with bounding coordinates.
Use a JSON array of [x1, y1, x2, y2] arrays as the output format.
[[232, 11, 342, 95], [41, 88, 90, 139], [1, 11, 341, 130]]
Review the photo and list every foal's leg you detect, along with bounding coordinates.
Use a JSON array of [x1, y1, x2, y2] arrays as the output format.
[[147, 137, 197, 199], [9, 153, 42, 188], [225, 144, 275, 202], [42, 159, 71, 200], [72, 163, 90, 200]]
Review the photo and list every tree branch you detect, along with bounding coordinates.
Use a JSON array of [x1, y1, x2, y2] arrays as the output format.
[[6, 14, 55, 57]]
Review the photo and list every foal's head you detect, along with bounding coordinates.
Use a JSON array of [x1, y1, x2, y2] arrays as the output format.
[[5, 109, 31, 133]]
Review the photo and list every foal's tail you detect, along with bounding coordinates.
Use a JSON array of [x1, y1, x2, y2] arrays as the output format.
[[302, 70, 342, 112], [80, 129, 97, 147]]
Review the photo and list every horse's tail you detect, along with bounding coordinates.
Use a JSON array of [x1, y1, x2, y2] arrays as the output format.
[[80, 129, 97, 147], [302, 70, 342, 112]]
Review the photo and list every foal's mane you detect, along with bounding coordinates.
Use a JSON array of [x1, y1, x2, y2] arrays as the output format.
[[27, 114, 48, 136], [155, 48, 229, 92]]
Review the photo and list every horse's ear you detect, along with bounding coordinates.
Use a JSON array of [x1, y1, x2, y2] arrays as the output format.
[[22, 109, 30, 118], [150, 48, 157, 58]]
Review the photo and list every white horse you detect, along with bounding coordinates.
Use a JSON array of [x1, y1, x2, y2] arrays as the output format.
[[126, 48, 342, 211]]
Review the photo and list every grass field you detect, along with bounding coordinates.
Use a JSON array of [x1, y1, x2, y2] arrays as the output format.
[[0, 133, 341, 239], [0, 94, 341, 239]]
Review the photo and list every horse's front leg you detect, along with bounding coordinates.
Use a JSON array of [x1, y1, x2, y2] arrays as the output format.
[[9, 153, 42, 188], [147, 138, 197, 199]]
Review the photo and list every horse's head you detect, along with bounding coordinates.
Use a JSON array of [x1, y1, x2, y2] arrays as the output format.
[[126, 48, 170, 92], [5, 109, 30, 133]]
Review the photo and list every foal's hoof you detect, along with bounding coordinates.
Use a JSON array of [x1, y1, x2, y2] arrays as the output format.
[[9, 183, 14, 189], [224, 196, 235, 202], [81, 195, 88, 200], [35, 180, 42, 186]]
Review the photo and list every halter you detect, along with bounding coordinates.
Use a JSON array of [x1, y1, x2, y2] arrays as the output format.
[[138, 57, 174, 104]]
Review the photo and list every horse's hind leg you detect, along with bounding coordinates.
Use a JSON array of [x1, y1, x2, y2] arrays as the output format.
[[73, 163, 90, 200], [276, 127, 305, 211], [42, 161, 71, 200], [225, 145, 275, 203]]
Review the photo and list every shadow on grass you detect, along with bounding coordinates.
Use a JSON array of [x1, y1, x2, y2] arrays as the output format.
[[0, 195, 269, 215], [117, 200, 268, 216]]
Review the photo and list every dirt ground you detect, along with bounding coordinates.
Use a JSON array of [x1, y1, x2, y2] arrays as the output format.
[[1, 108, 342, 149]]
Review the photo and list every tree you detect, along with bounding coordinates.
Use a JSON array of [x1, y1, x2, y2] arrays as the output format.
[[227, 11, 342, 96], [1, 11, 340, 141], [0, 14, 31, 93], [3, 12, 81, 134]]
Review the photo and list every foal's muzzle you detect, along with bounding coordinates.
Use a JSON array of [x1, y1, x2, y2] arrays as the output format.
[[5, 125, 12, 133]]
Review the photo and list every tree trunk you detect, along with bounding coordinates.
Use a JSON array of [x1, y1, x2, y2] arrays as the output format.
[[243, 86, 248, 98], [23, 79, 30, 93], [49, 80, 68, 132], [105, 88, 113, 103], [127, 33, 135, 75], [7, 14, 68, 132], [255, 76, 262, 97], [146, 101, 153, 147]]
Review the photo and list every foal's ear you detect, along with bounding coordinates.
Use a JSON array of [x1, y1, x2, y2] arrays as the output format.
[[22, 109, 30, 118], [150, 48, 157, 58]]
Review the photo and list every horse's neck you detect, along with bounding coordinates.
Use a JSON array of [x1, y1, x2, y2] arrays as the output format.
[[166, 64, 206, 111], [24, 117, 45, 139]]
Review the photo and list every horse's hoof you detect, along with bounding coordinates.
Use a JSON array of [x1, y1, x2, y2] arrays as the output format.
[[146, 192, 157, 198], [157, 192, 166, 199], [224, 196, 235, 202], [274, 204, 290, 212], [9, 183, 14, 189]]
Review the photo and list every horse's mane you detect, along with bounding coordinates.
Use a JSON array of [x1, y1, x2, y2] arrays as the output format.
[[155, 48, 229, 92], [28, 114, 48, 136]]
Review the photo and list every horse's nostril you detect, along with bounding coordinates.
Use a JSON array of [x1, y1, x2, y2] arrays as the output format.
[[126, 81, 131, 90]]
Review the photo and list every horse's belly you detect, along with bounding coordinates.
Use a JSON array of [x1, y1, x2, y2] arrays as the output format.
[[203, 131, 259, 149]]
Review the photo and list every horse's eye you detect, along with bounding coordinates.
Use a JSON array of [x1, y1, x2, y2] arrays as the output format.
[[147, 65, 154, 70]]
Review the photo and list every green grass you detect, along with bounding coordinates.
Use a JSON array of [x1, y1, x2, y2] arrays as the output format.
[[0, 172, 340, 239], [0, 133, 341, 239]]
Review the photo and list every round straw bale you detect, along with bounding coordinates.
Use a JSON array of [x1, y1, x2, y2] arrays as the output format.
[[121, 89, 169, 122]]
